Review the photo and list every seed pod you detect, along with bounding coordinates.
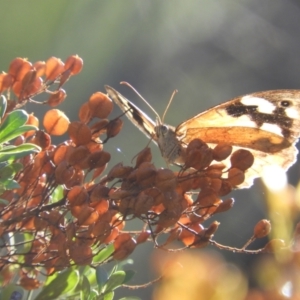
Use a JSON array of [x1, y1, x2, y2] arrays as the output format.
[[113, 233, 137, 260], [23, 113, 39, 138], [67, 185, 88, 206], [218, 180, 232, 196], [67, 146, 90, 168], [45, 57, 64, 81], [53, 143, 73, 165], [9, 57, 32, 81], [135, 147, 152, 168], [253, 219, 271, 239], [230, 149, 254, 171], [134, 191, 154, 216], [89, 184, 110, 201], [55, 161, 75, 185], [107, 162, 133, 180], [136, 231, 151, 244], [0, 73, 14, 92], [89, 92, 113, 119], [196, 188, 219, 207], [68, 242, 93, 265], [213, 143, 232, 161], [68, 121, 92, 146], [20, 276, 41, 290], [47, 89, 67, 107], [179, 223, 204, 247], [75, 205, 99, 225], [213, 198, 235, 214], [30, 130, 51, 149], [227, 168, 245, 186], [136, 162, 157, 187], [155, 168, 177, 192], [64, 55, 83, 75], [90, 119, 110, 135], [86, 150, 111, 170], [43, 109, 70, 136], [204, 221, 220, 238], [33, 60, 46, 77], [105, 118, 123, 140]]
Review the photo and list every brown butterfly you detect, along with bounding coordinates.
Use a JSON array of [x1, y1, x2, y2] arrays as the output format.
[[105, 85, 300, 188]]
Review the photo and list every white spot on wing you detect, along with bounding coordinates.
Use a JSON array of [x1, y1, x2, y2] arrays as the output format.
[[260, 123, 282, 136], [241, 96, 275, 114], [285, 107, 299, 119]]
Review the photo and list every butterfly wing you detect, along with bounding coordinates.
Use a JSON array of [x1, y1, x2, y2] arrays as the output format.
[[176, 90, 300, 187], [105, 85, 157, 141]]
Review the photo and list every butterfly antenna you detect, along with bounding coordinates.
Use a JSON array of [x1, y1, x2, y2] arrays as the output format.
[[162, 89, 178, 123], [120, 81, 162, 123]]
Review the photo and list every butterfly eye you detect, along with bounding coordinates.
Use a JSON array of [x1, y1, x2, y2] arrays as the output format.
[[280, 100, 291, 107], [160, 125, 169, 136]]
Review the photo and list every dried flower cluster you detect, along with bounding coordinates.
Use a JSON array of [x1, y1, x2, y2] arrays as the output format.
[[0, 55, 283, 291]]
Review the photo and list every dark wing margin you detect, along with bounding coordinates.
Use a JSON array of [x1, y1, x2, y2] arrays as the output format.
[[105, 85, 156, 140]]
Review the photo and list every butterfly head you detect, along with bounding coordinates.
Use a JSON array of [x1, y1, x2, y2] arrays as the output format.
[[154, 120, 185, 164]]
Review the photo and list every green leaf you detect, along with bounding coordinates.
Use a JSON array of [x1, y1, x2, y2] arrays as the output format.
[[22, 232, 34, 253], [79, 275, 90, 300], [109, 264, 118, 277], [84, 266, 97, 286], [0, 143, 40, 153], [0, 110, 28, 143], [117, 259, 134, 269], [88, 289, 99, 300], [2, 179, 20, 190], [51, 185, 64, 202], [0, 124, 38, 144], [44, 271, 59, 287], [102, 291, 114, 300], [0, 95, 7, 120], [123, 270, 136, 284], [0, 143, 40, 163], [0, 163, 23, 180], [96, 267, 108, 292], [0, 283, 23, 300], [35, 269, 80, 300], [102, 271, 126, 293], [92, 244, 114, 264]]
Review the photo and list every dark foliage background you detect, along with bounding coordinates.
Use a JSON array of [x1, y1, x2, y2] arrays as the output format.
[[1, 1, 300, 299]]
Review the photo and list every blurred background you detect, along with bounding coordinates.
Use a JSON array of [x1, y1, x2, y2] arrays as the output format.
[[1, 0, 300, 299]]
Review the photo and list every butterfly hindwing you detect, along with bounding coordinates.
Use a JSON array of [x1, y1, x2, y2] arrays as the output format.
[[176, 90, 300, 187]]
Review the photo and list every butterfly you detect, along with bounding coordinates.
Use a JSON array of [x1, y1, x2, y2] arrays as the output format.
[[105, 85, 300, 188]]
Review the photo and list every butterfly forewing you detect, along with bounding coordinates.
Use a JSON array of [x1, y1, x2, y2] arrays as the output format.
[[105, 86, 156, 141]]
